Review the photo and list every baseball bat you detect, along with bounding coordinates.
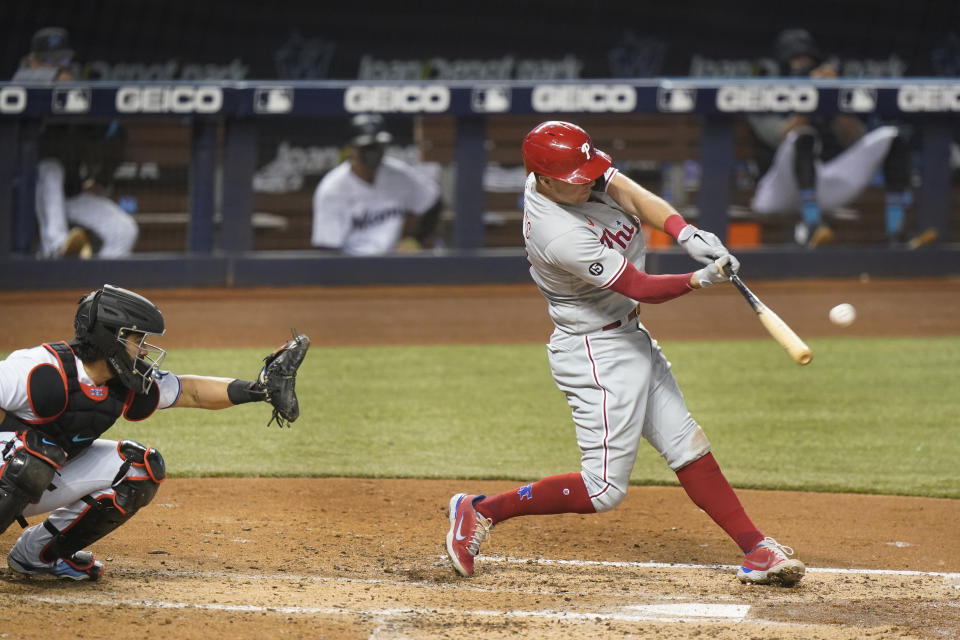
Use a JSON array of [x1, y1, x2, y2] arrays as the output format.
[[729, 274, 812, 366]]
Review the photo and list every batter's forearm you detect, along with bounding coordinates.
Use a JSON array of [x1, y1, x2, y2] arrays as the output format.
[[607, 261, 695, 302], [606, 172, 681, 230]]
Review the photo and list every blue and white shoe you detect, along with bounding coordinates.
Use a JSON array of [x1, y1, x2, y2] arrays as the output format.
[[8, 550, 104, 581]]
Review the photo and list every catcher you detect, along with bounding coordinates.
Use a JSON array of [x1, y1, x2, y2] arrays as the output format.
[[0, 284, 308, 580]]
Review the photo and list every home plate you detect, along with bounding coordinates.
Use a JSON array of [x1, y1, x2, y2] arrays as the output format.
[[618, 603, 750, 622]]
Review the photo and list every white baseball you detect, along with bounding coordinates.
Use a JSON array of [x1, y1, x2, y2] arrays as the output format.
[[828, 303, 856, 327]]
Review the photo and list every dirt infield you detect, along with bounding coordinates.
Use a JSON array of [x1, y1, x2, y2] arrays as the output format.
[[1, 279, 959, 639]]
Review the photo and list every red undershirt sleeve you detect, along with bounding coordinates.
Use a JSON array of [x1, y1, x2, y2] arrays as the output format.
[[606, 260, 695, 304]]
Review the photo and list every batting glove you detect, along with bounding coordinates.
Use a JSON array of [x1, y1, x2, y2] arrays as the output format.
[[694, 255, 736, 288], [678, 225, 740, 274]]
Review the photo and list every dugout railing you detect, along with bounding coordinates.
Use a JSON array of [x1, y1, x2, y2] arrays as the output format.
[[0, 79, 957, 289]]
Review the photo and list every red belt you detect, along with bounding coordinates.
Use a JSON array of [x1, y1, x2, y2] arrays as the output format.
[[601, 306, 639, 331]]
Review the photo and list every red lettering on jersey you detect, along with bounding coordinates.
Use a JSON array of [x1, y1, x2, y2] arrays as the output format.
[[599, 223, 636, 249]]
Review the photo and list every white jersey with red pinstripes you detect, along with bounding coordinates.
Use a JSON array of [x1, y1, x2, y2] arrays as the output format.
[[522, 168, 646, 335]]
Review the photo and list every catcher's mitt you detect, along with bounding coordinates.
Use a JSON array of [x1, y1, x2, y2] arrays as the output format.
[[258, 331, 310, 427]]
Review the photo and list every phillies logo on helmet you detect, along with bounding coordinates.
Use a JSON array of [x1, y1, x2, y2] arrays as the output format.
[[581, 142, 591, 159]]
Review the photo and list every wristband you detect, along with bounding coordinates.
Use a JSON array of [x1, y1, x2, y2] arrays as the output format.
[[227, 379, 265, 405], [663, 214, 688, 240]]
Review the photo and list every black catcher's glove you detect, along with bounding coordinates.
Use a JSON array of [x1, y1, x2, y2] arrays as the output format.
[[258, 332, 310, 427]]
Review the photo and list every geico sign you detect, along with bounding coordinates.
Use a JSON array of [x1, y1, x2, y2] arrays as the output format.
[[897, 85, 960, 112], [532, 85, 636, 112], [344, 86, 450, 113], [116, 86, 223, 113], [716, 85, 818, 112], [0, 87, 26, 113]]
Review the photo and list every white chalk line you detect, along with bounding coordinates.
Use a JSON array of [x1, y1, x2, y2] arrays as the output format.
[[18, 594, 752, 624], [109, 558, 960, 589], [478, 555, 960, 580]]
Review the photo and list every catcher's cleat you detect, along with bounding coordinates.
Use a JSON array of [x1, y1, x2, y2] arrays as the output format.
[[8, 550, 104, 581], [446, 493, 492, 577], [737, 537, 805, 586]]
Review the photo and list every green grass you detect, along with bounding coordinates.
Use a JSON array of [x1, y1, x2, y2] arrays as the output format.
[[5, 336, 959, 498]]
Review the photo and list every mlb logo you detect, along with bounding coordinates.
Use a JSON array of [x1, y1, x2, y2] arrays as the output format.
[[839, 87, 877, 113], [471, 87, 511, 113], [254, 88, 294, 114], [657, 87, 696, 112], [52, 88, 91, 114]]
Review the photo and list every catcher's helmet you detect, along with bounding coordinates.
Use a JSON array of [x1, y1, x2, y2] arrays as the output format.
[[348, 113, 393, 146], [775, 28, 821, 66], [521, 121, 612, 184], [74, 285, 166, 394]]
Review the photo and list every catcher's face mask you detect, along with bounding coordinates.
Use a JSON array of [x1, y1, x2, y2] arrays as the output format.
[[114, 328, 167, 394]]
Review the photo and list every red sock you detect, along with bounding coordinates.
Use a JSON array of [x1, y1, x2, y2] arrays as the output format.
[[474, 472, 596, 525], [676, 453, 764, 553]]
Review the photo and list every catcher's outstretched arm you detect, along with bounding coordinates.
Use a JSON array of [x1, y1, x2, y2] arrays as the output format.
[[172, 333, 309, 427], [175, 375, 257, 409]]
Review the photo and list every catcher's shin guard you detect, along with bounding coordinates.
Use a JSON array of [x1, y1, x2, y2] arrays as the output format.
[[39, 441, 164, 563], [0, 431, 66, 534]]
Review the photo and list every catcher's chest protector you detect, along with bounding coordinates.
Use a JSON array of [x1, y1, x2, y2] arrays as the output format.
[[28, 342, 158, 455]]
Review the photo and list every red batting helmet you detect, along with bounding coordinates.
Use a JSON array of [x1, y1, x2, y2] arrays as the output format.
[[521, 121, 612, 184]]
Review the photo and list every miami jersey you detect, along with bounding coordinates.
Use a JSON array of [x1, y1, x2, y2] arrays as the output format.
[[522, 169, 647, 334], [311, 156, 440, 255]]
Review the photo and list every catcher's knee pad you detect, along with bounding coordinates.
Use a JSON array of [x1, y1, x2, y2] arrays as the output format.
[[39, 442, 164, 563], [0, 432, 66, 533], [116, 440, 166, 484]]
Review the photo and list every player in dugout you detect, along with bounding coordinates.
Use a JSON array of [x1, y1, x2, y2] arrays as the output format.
[[749, 28, 936, 248], [311, 114, 444, 255], [13, 27, 139, 259], [445, 121, 805, 587]]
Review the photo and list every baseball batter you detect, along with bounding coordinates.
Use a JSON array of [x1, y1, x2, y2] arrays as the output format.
[[446, 121, 805, 586], [0, 285, 308, 580], [311, 114, 442, 255]]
